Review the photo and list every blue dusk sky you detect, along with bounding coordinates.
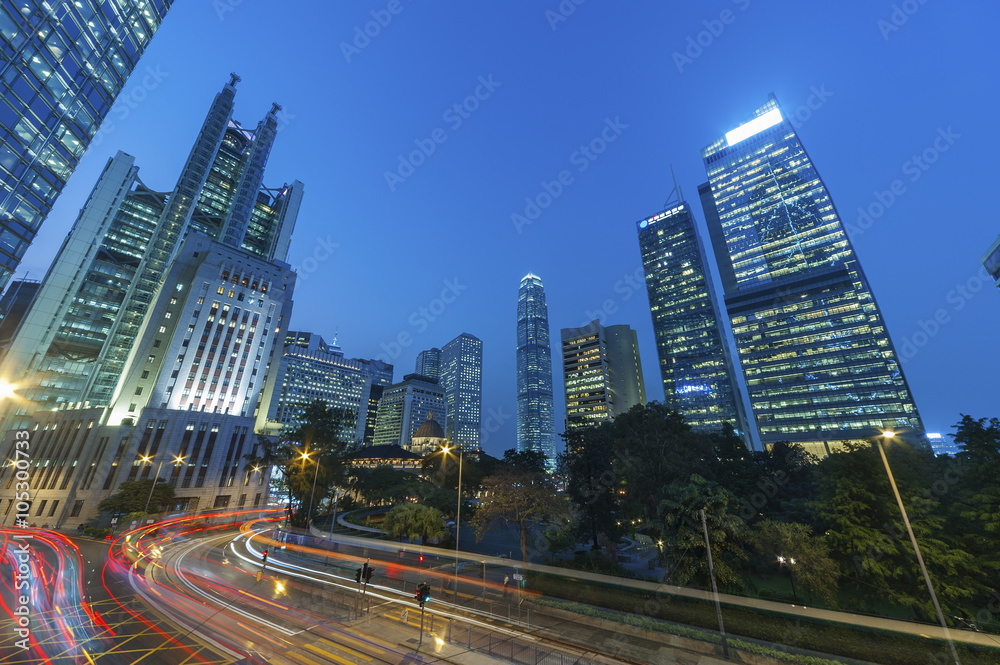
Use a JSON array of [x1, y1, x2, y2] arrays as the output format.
[[14, 1, 1000, 456]]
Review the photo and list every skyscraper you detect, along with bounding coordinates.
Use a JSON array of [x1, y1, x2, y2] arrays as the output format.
[[414, 348, 442, 380], [700, 95, 922, 453], [372, 373, 445, 448], [637, 201, 746, 436], [0, 79, 302, 525], [441, 332, 482, 450], [265, 331, 368, 443], [516, 273, 555, 471], [0, 77, 302, 415], [561, 320, 646, 432], [0, 0, 175, 289]]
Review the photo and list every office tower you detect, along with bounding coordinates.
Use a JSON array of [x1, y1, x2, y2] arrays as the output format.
[[0, 278, 40, 345], [0, 79, 302, 526], [415, 348, 441, 380], [372, 373, 445, 448], [0, 0, 175, 289], [441, 332, 482, 450], [355, 358, 394, 445], [0, 77, 302, 415], [699, 95, 922, 453], [516, 273, 555, 471], [265, 331, 368, 443], [561, 320, 646, 432], [637, 201, 746, 435]]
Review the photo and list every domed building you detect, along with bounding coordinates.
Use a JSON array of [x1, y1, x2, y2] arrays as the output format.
[[409, 412, 446, 455]]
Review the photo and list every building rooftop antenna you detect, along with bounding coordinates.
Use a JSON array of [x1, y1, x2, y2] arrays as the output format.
[[664, 164, 684, 209]]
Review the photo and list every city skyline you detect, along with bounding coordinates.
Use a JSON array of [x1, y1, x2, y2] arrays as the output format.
[[6, 3, 996, 456]]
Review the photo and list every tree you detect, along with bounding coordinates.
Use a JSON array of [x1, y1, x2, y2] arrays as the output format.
[[812, 440, 982, 620], [472, 466, 568, 562], [657, 474, 749, 591], [248, 400, 351, 526], [753, 520, 840, 607], [611, 402, 716, 534], [560, 423, 625, 553], [99, 479, 175, 515], [382, 503, 446, 545], [501, 448, 549, 475]]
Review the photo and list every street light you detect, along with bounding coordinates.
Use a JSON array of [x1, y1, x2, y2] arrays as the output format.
[[302, 450, 321, 530], [777, 555, 798, 602], [441, 445, 463, 598], [140, 453, 186, 525], [877, 430, 959, 665]]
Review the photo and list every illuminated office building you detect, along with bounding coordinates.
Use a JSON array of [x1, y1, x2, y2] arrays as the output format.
[[441, 332, 482, 450], [561, 320, 645, 432], [637, 202, 746, 435], [372, 373, 445, 449], [0, 0, 174, 289], [0, 79, 303, 525], [415, 347, 441, 380], [264, 331, 394, 445], [700, 95, 922, 452], [266, 332, 366, 442], [0, 77, 302, 413], [516, 273, 555, 471]]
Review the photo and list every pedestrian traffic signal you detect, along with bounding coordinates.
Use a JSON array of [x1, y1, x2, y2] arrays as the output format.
[[355, 567, 363, 583], [365, 565, 375, 583]]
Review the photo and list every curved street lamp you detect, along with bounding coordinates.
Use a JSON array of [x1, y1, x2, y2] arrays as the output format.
[[876, 430, 959, 665], [441, 445, 463, 598]]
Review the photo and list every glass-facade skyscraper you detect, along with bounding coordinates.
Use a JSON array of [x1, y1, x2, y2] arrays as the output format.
[[0, 78, 303, 417], [516, 273, 555, 471], [700, 95, 922, 452], [0, 0, 174, 289], [637, 202, 745, 435], [441, 332, 482, 450], [414, 347, 442, 381]]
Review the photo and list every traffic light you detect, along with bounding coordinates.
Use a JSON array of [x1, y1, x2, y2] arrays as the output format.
[[355, 567, 363, 583], [365, 565, 375, 583], [418, 554, 424, 563], [415, 582, 430, 607], [261, 550, 268, 564]]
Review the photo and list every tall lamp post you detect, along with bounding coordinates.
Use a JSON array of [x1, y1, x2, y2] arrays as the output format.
[[140, 453, 186, 525], [877, 431, 959, 665], [302, 450, 321, 530], [442, 445, 463, 598]]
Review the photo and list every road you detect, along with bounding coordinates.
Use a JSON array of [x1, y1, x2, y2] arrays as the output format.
[[0, 526, 224, 664]]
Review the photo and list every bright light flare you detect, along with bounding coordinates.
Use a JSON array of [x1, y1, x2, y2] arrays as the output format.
[[0, 380, 16, 399]]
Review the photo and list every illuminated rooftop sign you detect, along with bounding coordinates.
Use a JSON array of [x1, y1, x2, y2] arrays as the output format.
[[725, 107, 783, 147], [638, 205, 686, 229]]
